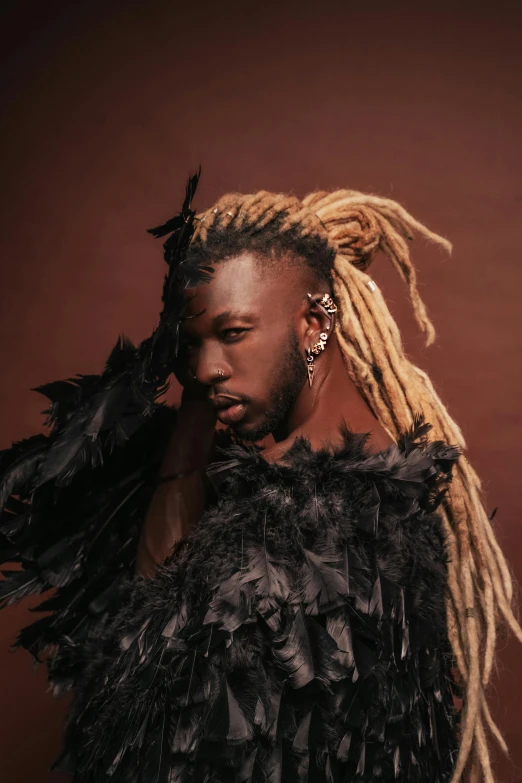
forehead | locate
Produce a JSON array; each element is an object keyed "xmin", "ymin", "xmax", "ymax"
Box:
[{"xmin": 182, "ymin": 252, "xmax": 301, "ymax": 324}]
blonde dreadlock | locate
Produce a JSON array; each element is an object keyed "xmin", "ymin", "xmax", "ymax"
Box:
[{"xmin": 190, "ymin": 188, "xmax": 521, "ymax": 783}]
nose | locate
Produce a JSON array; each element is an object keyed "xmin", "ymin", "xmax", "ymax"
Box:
[{"xmin": 193, "ymin": 342, "xmax": 231, "ymax": 386}]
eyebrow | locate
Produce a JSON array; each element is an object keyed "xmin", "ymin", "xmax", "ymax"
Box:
[
  {"xmin": 212, "ymin": 310, "xmax": 259, "ymax": 327},
  {"xmin": 179, "ymin": 309, "xmax": 259, "ymax": 332}
]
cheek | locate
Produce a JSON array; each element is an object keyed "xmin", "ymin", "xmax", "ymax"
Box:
[{"xmin": 227, "ymin": 333, "xmax": 283, "ymax": 394}]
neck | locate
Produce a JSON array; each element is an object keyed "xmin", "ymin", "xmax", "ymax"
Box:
[{"xmin": 271, "ymin": 335, "xmax": 394, "ymax": 456}]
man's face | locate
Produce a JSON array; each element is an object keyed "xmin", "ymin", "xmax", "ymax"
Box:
[{"xmin": 179, "ymin": 253, "xmax": 308, "ymax": 441}]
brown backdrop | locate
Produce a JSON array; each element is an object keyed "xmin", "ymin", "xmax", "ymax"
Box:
[{"xmin": 1, "ymin": 1, "xmax": 521, "ymax": 780}]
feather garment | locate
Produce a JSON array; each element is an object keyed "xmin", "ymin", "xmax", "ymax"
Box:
[{"xmin": 1, "ymin": 393, "xmax": 462, "ymax": 781}]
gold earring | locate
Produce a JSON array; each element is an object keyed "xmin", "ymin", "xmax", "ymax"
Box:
[
  {"xmin": 306, "ymin": 347, "xmax": 315, "ymax": 387},
  {"xmin": 311, "ymin": 331, "xmax": 329, "ymax": 355},
  {"xmin": 305, "ymin": 292, "xmax": 335, "ymax": 388},
  {"xmin": 319, "ymin": 293, "xmax": 337, "ymax": 314},
  {"xmin": 306, "ymin": 331, "xmax": 329, "ymax": 387},
  {"xmin": 307, "ymin": 292, "xmax": 338, "ymax": 317}
]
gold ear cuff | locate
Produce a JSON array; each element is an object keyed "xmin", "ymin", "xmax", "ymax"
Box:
[
  {"xmin": 318, "ymin": 293, "xmax": 337, "ymax": 315},
  {"xmin": 310, "ymin": 331, "xmax": 330, "ymax": 355}
]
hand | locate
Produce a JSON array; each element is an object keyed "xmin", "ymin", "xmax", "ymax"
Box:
[{"xmin": 172, "ymin": 355, "xmax": 209, "ymax": 402}]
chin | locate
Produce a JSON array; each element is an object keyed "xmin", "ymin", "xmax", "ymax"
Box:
[
  {"xmin": 232, "ymin": 425, "xmax": 265, "ymax": 443},
  {"xmin": 232, "ymin": 417, "xmax": 273, "ymax": 443}
]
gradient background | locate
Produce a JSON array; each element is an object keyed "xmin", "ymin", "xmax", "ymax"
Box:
[{"xmin": 1, "ymin": 1, "xmax": 521, "ymax": 780}]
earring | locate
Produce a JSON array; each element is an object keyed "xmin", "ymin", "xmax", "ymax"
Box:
[
  {"xmin": 307, "ymin": 292, "xmax": 337, "ymax": 317},
  {"xmin": 306, "ymin": 330, "xmax": 329, "ymax": 387},
  {"xmin": 305, "ymin": 292, "xmax": 336, "ymax": 388},
  {"xmin": 319, "ymin": 293, "xmax": 337, "ymax": 315},
  {"xmin": 306, "ymin": 347, "xmax": 315, "ymax": 387}
]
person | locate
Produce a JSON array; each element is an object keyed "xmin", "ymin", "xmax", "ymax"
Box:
[{"xmin": 0, "ymin": 173, "xmax": 519, "ymax": 782}]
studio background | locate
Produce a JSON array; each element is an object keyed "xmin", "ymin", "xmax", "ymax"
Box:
[{"xmin": 1, "ymin": 1, "xmax": 521, "ymax": 780}]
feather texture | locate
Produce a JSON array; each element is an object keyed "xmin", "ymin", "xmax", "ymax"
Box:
[{"xmin": 15, "ymin": 414, "xmax": 463, "ymax": 781}]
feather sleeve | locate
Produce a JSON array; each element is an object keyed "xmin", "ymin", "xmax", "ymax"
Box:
[
  {"xmin": 0, "ymin": 169, "xmax": 208, "ymax": 693},
  {"xmin": 0, "ymin": 334, "xmax": 176, "ymax": 694}
]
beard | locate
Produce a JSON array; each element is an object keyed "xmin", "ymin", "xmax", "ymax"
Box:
[{"xmin": 234, "ymin": 328, "xmax": 307, "ymax": 443}]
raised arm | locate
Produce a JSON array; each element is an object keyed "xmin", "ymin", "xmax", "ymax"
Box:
[{"xmin": 135, "ymin": 391, "xmax": 216, "ymax": 578}]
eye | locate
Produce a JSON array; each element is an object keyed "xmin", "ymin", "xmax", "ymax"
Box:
[{"xmin": 221, "ymin": 328, "xmax": 249, "ymax": 343}]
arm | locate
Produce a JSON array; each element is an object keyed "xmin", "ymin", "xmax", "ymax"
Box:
[
  {"xmin": 135, "ymin": 390, "xmax": 217, "ymax": 579},
  {"xmin": 0, "ymin": 334, "xmax": 216, "ymax": 687}
]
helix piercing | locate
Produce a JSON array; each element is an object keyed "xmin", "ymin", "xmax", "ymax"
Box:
[{"xmin": 307, "ymin": 292, "xmax": 338, "ymax": 317}]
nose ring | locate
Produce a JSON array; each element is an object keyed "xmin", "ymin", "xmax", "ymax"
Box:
[{"xmin": 217, "ymin": 369, "xmax": 224, "ymax": 379}]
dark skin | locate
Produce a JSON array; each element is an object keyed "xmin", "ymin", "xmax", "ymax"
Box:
[{"xmin": 135, "ymin": 253, "xmax": 394, "ymax": 577}]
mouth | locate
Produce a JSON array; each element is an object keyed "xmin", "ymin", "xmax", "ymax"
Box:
[
  {"xmin": 215, "ymin": 402, "xmax": 247, "ymax": 425},
  {"xmin": 211, "ymin": 395, "xmax": 248, "ymax": 425}
]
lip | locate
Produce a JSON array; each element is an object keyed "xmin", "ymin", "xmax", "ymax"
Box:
[
  {"xmin": 215, "ymin": 402, "xmax": 247, "ymax": 425},
  {"xmin": 210, "ymin": 394, "xmax": 243, "ymax": 409}
]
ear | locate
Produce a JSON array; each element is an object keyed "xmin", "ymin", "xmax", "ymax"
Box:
[{"xmin": 304, "ymin": 292, "xmax": 336, "ymax": 346}]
